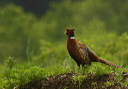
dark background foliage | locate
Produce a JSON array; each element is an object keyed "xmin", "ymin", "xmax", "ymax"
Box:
[{"xmin": 0, "ymin": 0, "xmax": 127, "ymax": 66}]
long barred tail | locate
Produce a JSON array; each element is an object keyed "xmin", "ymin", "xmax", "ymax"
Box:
[{"xmin": 98, "ymin": 58, "xmax": 123, "ymax": 68}]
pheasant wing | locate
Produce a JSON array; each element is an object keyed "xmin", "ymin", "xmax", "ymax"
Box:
[
  {"xmin": 86, "ymin": 46, "xmax": 100, "ymax": 62},
  {"xmin": 77, "ymin": 42, "xmax": 91, "ymax": 65}
]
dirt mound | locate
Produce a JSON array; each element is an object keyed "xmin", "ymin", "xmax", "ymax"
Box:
[{"xmin": 19, "ymin": 72, "xmax": 128, "ymax": 89}]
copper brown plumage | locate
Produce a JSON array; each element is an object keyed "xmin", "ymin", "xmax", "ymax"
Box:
[{"xmin": 65, "ymin": 29, "xmax": 123, "ymax": 69}]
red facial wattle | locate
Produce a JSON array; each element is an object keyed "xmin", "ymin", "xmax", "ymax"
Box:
[{"xmin": 65, "ymin": 29, "xmax": 74, "ymax": 36}]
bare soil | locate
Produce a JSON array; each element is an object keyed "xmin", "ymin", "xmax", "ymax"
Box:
[{"xmin": 19, "ymin": 72, "xmax": 128, "ymax": 89}]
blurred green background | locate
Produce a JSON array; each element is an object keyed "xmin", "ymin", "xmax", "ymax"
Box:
[{"xmin": 0, "ymin": 0, "xmax": 128, "ymax": 68}]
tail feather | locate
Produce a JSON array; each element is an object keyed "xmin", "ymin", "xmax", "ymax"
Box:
[{"xmin": 98, "ymin": 58, "xmax": 123, "ymax": 68}]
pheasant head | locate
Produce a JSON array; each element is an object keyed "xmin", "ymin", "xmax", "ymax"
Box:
[{"xmin": 65, "ymin": 29, "xmax": 75, "ymax": 39}]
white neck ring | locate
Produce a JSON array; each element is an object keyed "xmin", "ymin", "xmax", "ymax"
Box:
[{"xmin": 70, "ymin": 37, "xmax": 75, "ymax": 39}]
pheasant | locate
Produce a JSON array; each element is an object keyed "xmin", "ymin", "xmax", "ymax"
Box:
[{"xmin": 65, "ymin": 29, "xmax": 122, "ymax": 69}]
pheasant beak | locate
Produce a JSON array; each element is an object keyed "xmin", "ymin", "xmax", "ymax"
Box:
[{"xmin": 64, "ymin": 31, "xmax": 67, "ymax": 34}]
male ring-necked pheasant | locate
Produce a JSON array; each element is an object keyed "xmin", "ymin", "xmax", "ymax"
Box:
[{"xmin": 65, "ymin": 29, "xmax": 122, "ymax": 69}]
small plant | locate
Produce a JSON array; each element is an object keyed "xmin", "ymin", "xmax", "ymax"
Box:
[
  {"xmin": 116, "ymin": 70, "xmax": 128, "ymax": 87},
  {"xmin": 72, "ymin": 75, "xmax": 86, "ymax": 82},
  {"xmin": 91, "ymin": 82, "xmax": 97, "ymax": 89},
  {"xmin": 3, "ymin": 56, "xmax": 15, "ymax": 88},
  {"xmin": 120, "ymin": 82, "xmax": 128, "ymax": 87},
  {"xmin": 64, "ymin": 87, "xmax": 69, "ymax": 89},
  {"xmin": 5, "ymin": 56, "xmax": 14, "ymax": 69},
  {"xmin": 71, "ymin": 75, "xmax": 86, "ymax": 89},
  {"xmin": 104, "ymin": 81, "xmax": 114, "ymax": 87}
]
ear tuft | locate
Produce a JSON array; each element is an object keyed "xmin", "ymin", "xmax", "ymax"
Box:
[{"xmin": 72, "ymin": 29, "xmax": 75, "ymax": 31}]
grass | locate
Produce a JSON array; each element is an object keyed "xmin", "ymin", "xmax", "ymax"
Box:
[
  {"xmin": 0, "ymin": 59, "xmax": 127, "ymax": 89},
  {"xmin": 1, "ymin": 55, "xmax": 127, "ymax": 89},
  {"xmin": 0, "ymin": 57, "xmax": 71, "ymax": 89}
]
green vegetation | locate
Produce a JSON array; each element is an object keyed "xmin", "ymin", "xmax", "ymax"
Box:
[
  {"xmin": 72, "ymin": 75, "xmax": 87, "ymax": 89},
  {"xmin": 0, "ymin": 57, "xmax": 71, "ymax": 88},
  {"xmin": 0, "ymin": 0, "xmax": 128, "ymax": 88},
  {"xmin": 72, "ymin": 75, "xmax": 86, "ymax": 83}
]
